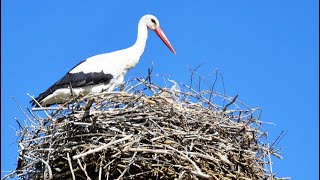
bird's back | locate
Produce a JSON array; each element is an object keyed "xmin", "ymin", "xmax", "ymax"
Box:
[{"xmin": 31, "ymin": 48, "xmax": 140, "ymax": 107}]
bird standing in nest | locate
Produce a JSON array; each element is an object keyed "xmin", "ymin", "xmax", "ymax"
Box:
[{"xmin": 31, "ymin": 14, "xmax": 176, "ymax": 107}]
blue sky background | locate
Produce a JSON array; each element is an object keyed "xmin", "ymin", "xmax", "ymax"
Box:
[{"xmin": 1, "ymin": 1, "xmax": 319, "ymax": 179}]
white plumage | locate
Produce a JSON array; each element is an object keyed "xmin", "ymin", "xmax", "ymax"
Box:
[{"xmin": 31, "ymin": 14, "xmax": 175, "ymax": 107}]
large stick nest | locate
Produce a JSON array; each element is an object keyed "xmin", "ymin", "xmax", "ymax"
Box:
[{"xmin": 5, "ymin": 70, "xmax": 285, "ymax": 180}]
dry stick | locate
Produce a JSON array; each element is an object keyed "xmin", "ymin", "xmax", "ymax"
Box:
[
  {"xmin": 98, "ymin": 159, "xmax": 103, "ymax": 180},
  {"xmin": 45, "ymin": 146, "xmax": 53, "ymax": 180},
  {"xmin": 191, "ymin": 69, "xmax": 226, "ymax": 108},
  {"xmin": 214, "ymin": 91, "xmax": 252, "ymax": 110},
  {"xmin": 77, "ymin": 159, "xmax": 92, "ymax": 180},
  {"xmin": 116, "ymin": 151, "xmax": 137, "ymax": 180},
  {"xmin": 27, "ymin": 93, "xmax": 52, "ymax": 119},
  {"xmin": 270, "ymin": 130, "xmax": 287, "ymax": 151},
  {"xmin": 123, "ymin": 93, "xmax": 144, "ymax": 109},
  {"xmin": 136, "ymin": 78, "xmax": 158, "ymax": 94},
  {"xmin": 15, "ymin": 118, "xmax": 24, "ymax": 130},
  {"xmin": 82, "ymin": 98, "xmax": 94, "ymax": 122},
  {"xmin": 163, "ymin": 144, "xmax": 212, "ymax": 179},
  {"xmin": 208, "ymin": 69, "xmax": 219, "ymax": 105},
  {"xmin": 26, "ymin": 107, "xmax": 47, "ymax": 128},
  {"xmin": 238, "ymin": 177, "xmax": 252, "ymax": 180},
  {"xmin": 11, "ymin": 96, "xmax": 34, "ymax": 124},
  {"xmin": 126, "ymin": 148, "xmax": 172, "ymax": 154},
  {"xmin": 67, "ymin": 153, "xmax": 76, "ymax": 180},
  {"xmin": 177, "ymin": 170, "xmax": 187, "ymax": 180},
  {"xmin": 84, "ymin": 91, "xmax": 128, "ymax": 99},
  {"xmin": 223, "ymin": 94, "xmax": 239, "ymax": 112},
  {"xmin": 1, "ymin": 171, "xmax": 17, "ymax": 180},
  {"xmin": 184, "ymin": 151, "xmax": 219, "ymax": 164},
  {"xmin": 24, "ymin": 155, "xmax": 53, "ymax": 180},
  {"xmin": 125, "ymin": 81, "xmax": 144, "ymax": 92},
  {"xmin": 188, "ymin": 63, "xmax": 205, "ymax": 88},
  {"xmin": 146, "ymin": 65, "xmax": 153, "ymax": 83},
  {"xmin": 31, "ymin": 107, "xmax": 64, "ymax": 111},
  {"xmin": 26, "ymin": 107, "xmax": 40, "ymax": 120},
  {"xmin": 182, "ymin": 84, "xmax": 218, "ymax": 110},
  {"xmin": 267, "ymin": 144, "xmax": 273, "ymax": 180},
  {"xmin": 72, "ymin": 134, "xmax": 133, "ymax": 160},
  {"xmin": 218, "ymin": 71, "xmax": 227, "ymax": 106}
]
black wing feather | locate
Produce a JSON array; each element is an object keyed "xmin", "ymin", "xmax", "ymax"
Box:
[{"xmin": 30, "ymin": 71, "xmax": 113, "ymax": 107}]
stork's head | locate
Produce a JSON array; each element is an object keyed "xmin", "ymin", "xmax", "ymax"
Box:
[
  {"xmin": 141, "ymin": 14, "xmax": 176, "ymax": 54},
  {"xmin": 142, "ymin": 14, "xmax": 160, "ymax": 30}
]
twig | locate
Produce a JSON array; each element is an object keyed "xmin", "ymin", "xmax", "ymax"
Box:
[
  {"xmin": 27, "ymin": 93, "xmax": 52, "ymax": 119},
  {"xmin": 116, "ymin": 152, "xmax": 137, "ymax": 180},
  {"xmin": 163, "ymin": 144, "xmax": 212, "ymax": 179},
  {"xmin": 267, "ymin": 144, "xmax": 274, "ymax": 180},
  {"xmin": 67, "ymin": 153, "xmax": 76, "ymax": 180},
  {"xmin": 77, "ymin": 158, "xmax": 92, "ymax": 180},
  {"xmin": 72, "ymin": 134, "xmax": 133, "ymax": 160},
  {"xmin": 82, "ymin": 98, "xmax": 94, "ymax": 121},
  {"xmin": 11, "ymin": 96, "xmax": 34, "ymax": 124},
  {"xmin": 223, "ymin": 94, "xmax": 238, "ymax": 112},
  {"xmin": 24, "ymin": 155, "xmax": 53, "ymax": 180}
]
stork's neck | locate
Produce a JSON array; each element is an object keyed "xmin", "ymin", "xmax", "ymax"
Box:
[
  {"xmin": 131, "ymin": 20, "xmax": 148, "ymax": 58},
  {"xmin": 118, "ymin": 20, "xmax": 148, "ymax": 72}
]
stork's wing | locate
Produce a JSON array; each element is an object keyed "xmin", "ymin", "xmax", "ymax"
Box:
[{"xmin": 30, "ymin": 61, "xmax": 113, "ymax": 107}]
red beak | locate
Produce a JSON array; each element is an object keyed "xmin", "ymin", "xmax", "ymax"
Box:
[{"xmin": 154, "ymin": 27, "xmax": 176, "ymax": 54}]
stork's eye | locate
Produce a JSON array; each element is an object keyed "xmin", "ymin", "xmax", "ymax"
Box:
[{"xmin": 151, "ymin": 19, "xmax": 156, "ymax": 25}]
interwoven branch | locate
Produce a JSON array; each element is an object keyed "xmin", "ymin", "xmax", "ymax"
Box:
[{"xmin": 3, "ymin": 72, "xmax": 286, "ymax": 180}]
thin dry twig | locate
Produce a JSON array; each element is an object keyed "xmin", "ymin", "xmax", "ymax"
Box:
[
  {"xmin": 72, "ymin": 134, "xmax": 133, "ymax": 160},
  {"xmin": 67, "ymin": 153, "xmax": 76, "ymax": 180}
]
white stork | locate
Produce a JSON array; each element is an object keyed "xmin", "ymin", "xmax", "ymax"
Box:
[{"xmin": 31, "ymin": 14, "xmax": 176, "ymax": 107}]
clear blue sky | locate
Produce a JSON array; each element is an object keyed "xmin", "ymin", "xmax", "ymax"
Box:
[{"xmin": 1, "ymin": 1, "xmax": 319, "ymax": 179}]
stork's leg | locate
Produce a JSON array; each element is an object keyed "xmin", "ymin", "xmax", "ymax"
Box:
[
  {"xmin": 120, "ymin": 83, "xmax": 125, "ymax": 92},
  {"xmin": 65, "ymin": 85, "xmax": 86, "ymax": 110},
  {"xmin": 69, "ymin": 85, "xmax": 79, "ymax": 103}
]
